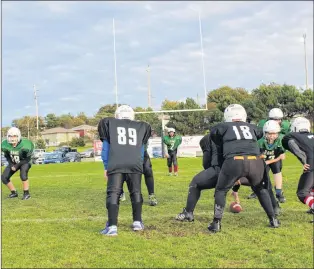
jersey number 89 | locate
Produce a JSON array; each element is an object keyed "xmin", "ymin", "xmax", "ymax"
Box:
[
  {"xmin": 233, "ymin": 126, "xmax": 253, "ymax": 140},
  {"xmin": 117, "ymin": 127, "xmax": 137, "ymax": 146}
]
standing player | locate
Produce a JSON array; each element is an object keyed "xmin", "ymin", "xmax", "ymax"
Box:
[
  {"xmin": 1, "ymin": 127, "xmax": 34, "ymax": 200},
  {"xmin": 175, "ymin": 133, "xmax": 223, "ymax": 221},
  {"xmin": 208, "ymin": 104, "xmax": 280, "ymax": 233},
  {"xmin": 163, "ymin": 128, "xmax": 182, "ymax": 176},
  {"xmin": 252, "ymin": 108, "xmax": 290, "ymax": 201},
  {"xmin": 98, "ymin": 105, "xmax": 152, "ymax": 236},
  {"xmin": 282, "ymin": 117, "xmax": 314, "ymax": 218}
]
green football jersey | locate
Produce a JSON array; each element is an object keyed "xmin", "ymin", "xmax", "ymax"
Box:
[
  {"xmin": 258, "ymin": 134, "xmax": 285, "ymax": 160},
  {"xmin": 257, "ymin": 119, "xmax": 291, "ymax": 135},
  {"xmin": 162, "ymin": 135, "xmax": 182, "ymax": 151},
  {"xmin": 1, "ymin": 139, "xmax": 34, "ymax": 164}
]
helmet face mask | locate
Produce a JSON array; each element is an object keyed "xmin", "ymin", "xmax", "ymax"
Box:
[
  {"xmin": 224, "ymin": 104, "xmax": 247, "ymax": 122},
  {"xmin": 7, "ymin": 127, "xmax": 21, "ymax": 146},
  {"xmin": 265, "ymin": 132, "xmax": 279, "ymax": 144},
  {"xmin": 263, "ymin": 120, "xmax": 280, "ymax": 143},
  {"xmin": 167, "ymin": 128, "xmax": 175, "ymax": 136},
  {"xmin": 115, "ymin": 105, "xmax": 135, "ymax": 121}
]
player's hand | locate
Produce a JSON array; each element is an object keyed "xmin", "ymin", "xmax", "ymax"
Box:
[
  {"xmin": 303, "ymin": 164, "xmax": 310, "ymax": 171},
  {"xmin": 104, "ymin": 170, "xmax": 108, "ymax": 179},
  {"xmin": 265, "ymin": 160, "xmax": 271, "ymax": 165},
  {"xmin": 165, "ymin": 154, "xmax": 169, "ymax": 158},
  {"xmin": 279, "ymin": 154, "xmax": 285, "ymax": 160},
  {"xmin": 11, "ymin": 166, "xmax": 16, "ymax": 171}
]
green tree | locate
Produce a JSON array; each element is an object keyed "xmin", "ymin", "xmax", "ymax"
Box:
[
  {"xmin": 45, "ymin": 113, "xmax": 60, "ymax": 128},
  {"xmin": 35, "ymin": 139, "xmax": 46, "ymax": 149},
  {"xmin": 59, "ymin": 114, "xmax": 74, "ymax": 129},
  {"xmin": 70, "ymin": 137, "xmax": 85, "ymax": 147},
  {"xmin": 134, "ymin": 107, "xmax": 162, "ymax": 136}
]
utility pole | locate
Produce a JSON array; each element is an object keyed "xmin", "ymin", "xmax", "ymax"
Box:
[
  {"xmin": 33, "ymin": 84, "xmax": 39, "ymax": 140},
  {"xmin": 303, "ymin": 33, "xmax": 309, "ymax": 90},
  {"xmin": 147, "ymin": 65, "xmax": 151, "ymax": 108}
]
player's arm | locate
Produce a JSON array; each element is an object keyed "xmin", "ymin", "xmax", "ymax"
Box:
[
  {"xmin": 101, "ymin": 139, "xmax": 110, "ymax": 178},
  {"xmin": 177, "ymin": 135, "xmax": 182, "ymax": 146},
  {"xmin": 210, "ymin": 124, "xmax": 223, "ymax": 146},
  {"xmin": 3, "ymin": 150, "xmax": 13, "ymax": 166},
  {"xmin": 98, "ymin": 118, "xmax": 110, "ymax": 142},
  {"xmin": 255, "ymin": 126, "xmax": 264, "ymax": 140},
  {"xmin": 282, "ymin": 135, "xmax": 307, "ymax": 165}
]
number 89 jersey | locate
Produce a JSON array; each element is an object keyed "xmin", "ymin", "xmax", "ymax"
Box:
[
  {"xmin": 210, "ymin": 122, "xmax": 263, "ymax": 160},
  {"xmin": 98, "ymin": 117, "xmax": 152, "ymax": 174}
]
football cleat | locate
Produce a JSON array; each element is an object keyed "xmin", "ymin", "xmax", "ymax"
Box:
[
  {"xmin": 208, "ymin": 220, "xmax": 221, "ymax": 233},
  {"xmin": 276, "ymin": 192, "xmax": 286, "ymax": 203},
  {"xmin": 22, "ymin": 193, "xmax": 31, "ymax": 200},
  {"xmin": 148, "ymin": 194, "xmax": 158, "ymax": 206},
  {"xmin": 100, "ymin": 222, "xmax": 118, "ymax": 236},
  {"xmin": 306, "ymin": 208, "xmax": 314, "ymax": 214},
  {"xmin": 247, "ymin": 192, "xmax": 257, "ymax": 199},
  {"xmin": 168, "ymin": 173, "xmax": 173, "ymax": 176},
  {"xmin": 132, "ymin": 221, "xmax": 144, "ymax": 231},
  {"xmin": 8, "ymin": 192, "xmax": 18, "ymax": 198},
  {"xmin": 269, "ymin": 217, "xmax": 280, "ymax": 228},
  {"xmin": 119, "ymin": 192, "xmax": 126, "ymax": 202},
  {"xmin": 174, "ymin": 172, "xmax": 178, "ymax": 176},
  {"xmin": 274, "ymin": 201, "xmax": 281, "ymax": 216},
  {"xmin": 175, "ymin": 208, "xmax": 194, "ymax": 222}
]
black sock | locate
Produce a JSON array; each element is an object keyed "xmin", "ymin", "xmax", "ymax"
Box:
[
  {"xmin": 11, "ymin": 190, "xmax": 17, "ymax": 194},
  {"xmin": 24, "ymin": 190, "xmax": 29, "ymax": 195},
  {"xmin": 185, "ymin": 185, "xmax": 201, "ymax": 212},
  {"xmin": 232, "ymin": 184, "xmax": 240, "ymax": 192}
]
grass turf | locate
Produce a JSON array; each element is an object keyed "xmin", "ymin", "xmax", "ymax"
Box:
[{"xmin": 1, "ymin": 154, "xmax": 313, "ymax": 268}]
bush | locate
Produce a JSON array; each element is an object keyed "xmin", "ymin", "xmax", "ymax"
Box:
[
  {"xmin": 70, "ymin": 137, "xmax": 85, "ymax": 147},
  {"xmin": 36, "ymin": 139, "xmax": 46, "ymax": 149}
]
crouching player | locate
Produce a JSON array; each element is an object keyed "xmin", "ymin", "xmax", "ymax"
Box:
[
  {"xmin": 175, "ymin": 133, "xmax": 222, "ymax": 221},
  {"xmin": 282, "ymin": 117, "xmax": 314, "ymax": 220},
  {"xmin": 1, "ymin": 127, "xmax": 34, "ymax": 200}
]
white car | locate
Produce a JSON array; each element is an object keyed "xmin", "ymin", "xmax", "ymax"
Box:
[{"xmin": 33, "ymin": 149, "xmax": 46, "ymax": 164}]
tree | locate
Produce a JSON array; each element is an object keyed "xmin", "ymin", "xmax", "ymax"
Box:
[
  {"xmin": 134, "ymin": 107, "xmax": 162, "ymax": 135},
  {"xmin": 45, "ymin": 113, "xmax": 60, "ymax": 129},
  {"xmin": 70, "ymin": 137, "xmax": 85, "ymax": 147},
  {"xmin": 12, "ymin": 116, "xmax": 45, "ymax": 138},
  {"xmin": 299, "ymin": 89, "xmax": 314, "ymax": 117},
  {"xmin": 35, "ymin": 139, "xmax": 46, "ymax": 149},
  {"xmin": 77, "ymin": 112, "xmax": 88, "ymax": 124},
  {"xmin": 59, "ymin": 114, "xmax": 74, "ymax": 129}
]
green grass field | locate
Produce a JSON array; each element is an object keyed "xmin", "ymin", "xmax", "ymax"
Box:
[{"xmin": 1, "ymin": 154, "xmax": 313, "ymax": 268}]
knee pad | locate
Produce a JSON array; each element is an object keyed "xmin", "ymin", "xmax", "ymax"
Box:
[
  {"xmin": 296, "ymin": 190, "xmax": 307, "ymax": 204},
  {"xmin": 20, "ymin": 176, "xmax": 28, "ymax": 182},
  {"xmin": 106, "ymin": 192, "xmax": 120, "ymax": 208},
  {"xmin": 1, "ymin": 175, "xmax": 10, "ymax": 185},
  {"xmin": 130, "ymin": 192, "xmax": 143, "ymax": 204}
]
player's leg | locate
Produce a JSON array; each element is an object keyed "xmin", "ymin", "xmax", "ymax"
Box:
[
  {"xmin": 101, "ymin": 173, "xmax": 124, "ymax": 236},
  {"xmin": 173, "ymin": 151, "xmax": 178, "ymax": 176},
  {"xmin": 119, "ymin": 182, "xmax": 126, "ymax": 202},
  {"xmin": 247, "ymin": 159, "xmax": 279, "ymax": 228},
  {"xmin": 167, "ymin": 153, "xmax": 173, "ymax": 176},
  {"xmin": 20, "ymin": 163, "xmax": 32, "ymax": 200},
  {"xmin": 126, "ymin": 173, "xmax": 144, "ymax": 231},
  {"xmin": 296, "ymin": 170, "xmax": 314, "ymax": 214},
  {"xmin": 263, "ymin": 167, "xmax": 281, "ymax": 216},
  {"xmin": 270, "ymin": 161, "xmax": 286, "ymax": 203},
  {"xmin": 176, "ymin": 167, "xmax": 219, "ymax": 221},
  {"xmin": 208, "ymin": 159, "xmax": 243, "ymax": 233},
  {"xmin": 1, "ymin": 165, "xmax": 18, "ymax": 198},
  {"xmin": 143, "ymin": 152, "xmax": 157, "ymax": 206}
]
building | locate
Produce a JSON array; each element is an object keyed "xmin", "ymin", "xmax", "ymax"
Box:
[
  {"xmin": 71, "ymin": 125, "xmax": 97, "ymax": 139},
  {"xmin": 41, "ymin": 127, "xmax": 80, "ymax": 146}
]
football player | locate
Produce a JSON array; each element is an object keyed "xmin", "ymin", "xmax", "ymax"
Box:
[
  {"xmin": 208, "ymin": 104, "xmax": 280, "ymax": 233},
  {"xmin": 175, "ymin": 133, "xmax": 223, "ymax": 221},
  {"xmin": 98, "ymin": 105, "xmax": 152, "ymax": 236},
  {"xmin": 232, "ymin": 120, "xmax": 284, "ymax": 213},
  {"xmin": 1, "ymin": 127, "xmax": 34, "ymax": 200},
  {"xmin": 251, "ymin": 108, "xmax": 290, "ymax": 201},
  {"xmin": 163, "ymin": 128, "xmax": 182, "ymax": 176},
  {"xmin": 282, "ymin": 117, "xmax": 314, "ymax": 219}
]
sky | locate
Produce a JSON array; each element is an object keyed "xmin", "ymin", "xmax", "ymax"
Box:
[{"xmin": 2, "ymin": 1, "xmax": 313, "ymax": 126}]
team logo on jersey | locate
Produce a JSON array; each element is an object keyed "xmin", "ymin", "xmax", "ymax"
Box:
[
  {"xmin": 308, "ymin": 135, "xmax": 314, "ymax": 139},
  {"xmin": 10, "ymin": 150, "xmax": 19, "ymax": 155}
]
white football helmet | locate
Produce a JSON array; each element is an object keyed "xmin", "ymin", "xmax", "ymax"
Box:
[
  {"xmin": 7, "ymin": 127, "xmax": 21, "ymax": 144},
  {"xmin": 269, "ymin": 108, "xmax": 283, "ymax": 120},
  {"xmin": 290, "ymin": 117, "xmax": 311, "ymax": 132},
  {"xmin": 224, "ymin": 104, "xmax": 247, "ymax": 122},
  {"xmin": 263, "ymin": 120, "xmax": 281, "ymax": 134},
  {"xmin": 115, "ymin": 105, "xmax": 135, "ymax": 121},
  {"xmin": 167, "ymin": 128, "xmax": 175, "ymax": 133}
]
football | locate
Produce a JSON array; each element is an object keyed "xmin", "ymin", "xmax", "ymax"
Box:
[{"xmin": 229, "ymin": 201, "xmax": 243, "ymax": 213}]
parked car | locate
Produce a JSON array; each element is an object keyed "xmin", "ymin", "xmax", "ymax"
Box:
[
  {"xmin": 1, "ymin": 155, "xmax": 8, "ymax": 166},
  {"xmin": 32, "ymin": 149, "xmax": 46, "ymax": 164},
  {"xmin": 80, "ymin": 148, "xmax": 94, "ymax": 158},
  {"xmin": 65, "ymin": 152, "xmax": 81, "ymax": 162},
  {"xmin": 43, "ymin": 152, "xmax": 68, "ymax": 164},
  {"xmin": 54, "ymin": 146, "xmax": 77, "ymax": 156}
]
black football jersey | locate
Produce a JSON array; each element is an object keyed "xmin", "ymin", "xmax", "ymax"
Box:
[
  {"xmin": 199, "ymin": 134, "xmax": 223, "ymax": 167},
  {"xmin": 98, "ymin": 117, "xmax": 152, "ymax": 174},
  {"xmin": 282, "ymin": 132, "xmax": 314, "ymax": 167},
  {"xmin": 210, "ymin": 121, "xmax": 263, "ymax": 159}
]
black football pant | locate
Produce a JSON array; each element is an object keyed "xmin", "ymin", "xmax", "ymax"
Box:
[
  {"xmin": 185, "ymin": 166, "xmax": 220, "ymax": 212},
  {"xmin": 232, "ymin": 166, "xmax": 279, "ymax": 210},
  {"xmin": 143, "ymin": 151, "xmax": 154, "ymax": 195},
  {"xmin": 1, "ymin": 163, "xmax": 31, "ymax": 184},
  {"xmin": 106, "ymin": 173, "xmax": 143, "ymax": 226},
  {"xmin": 269, "ymin": 160, "xmax": 282, "ymax": 174},
  {"xmin": 167, "ymin": 150, "xmax": 178, "ymax": 168},
  {"xmin": 296, "ymin": 169, "xmax": 314, "ymax": 204},
  {"xmin": 214, "ymin": 158, "xmax": 275, "ymax": 220}
]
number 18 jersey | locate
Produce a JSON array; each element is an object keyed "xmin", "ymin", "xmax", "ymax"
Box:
[
  {"xmin": 98, "ymin": 117, "xmax": 152, "ymax": 174},
  {"xmin": 210, "ymin": 121, "xmax": 263, "ymax": 160}
]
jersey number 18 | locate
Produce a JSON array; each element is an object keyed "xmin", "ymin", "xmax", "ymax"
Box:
[
  {"xmin": 232, "ymin": 126, "xmax": 253, "ymax": 140},
  {"xmin": 117, "ymin": 127, "xmax": 137, "ymax": 146}
]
